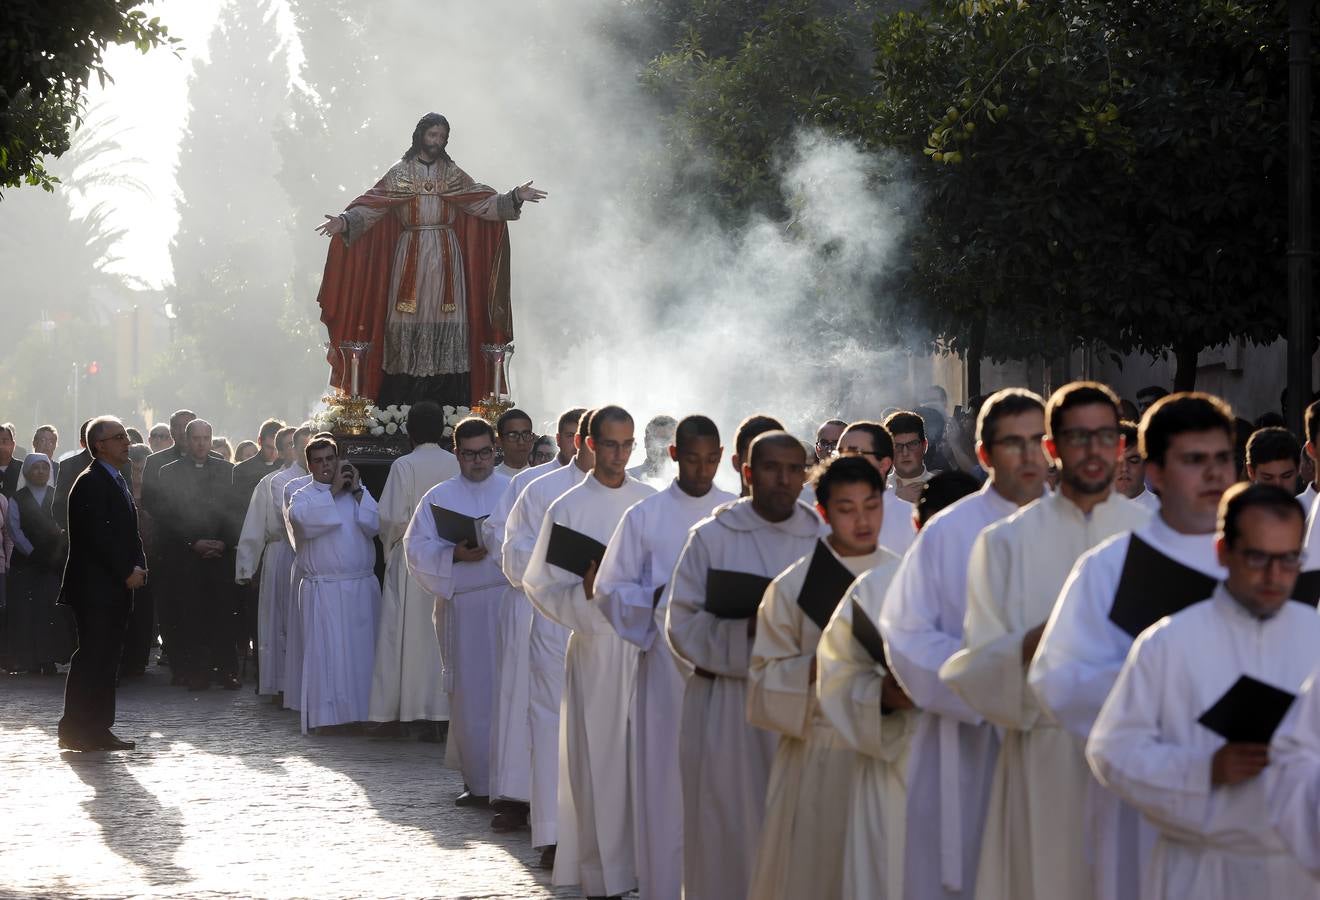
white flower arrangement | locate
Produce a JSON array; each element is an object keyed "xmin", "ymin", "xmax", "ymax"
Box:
[
  {"xmin": 368, "ymin": 403, "xmax": 412, "ymax": 437},
  {"xmin": 441, "ymin": 404, "xmax": 471, "ymax": 438}
]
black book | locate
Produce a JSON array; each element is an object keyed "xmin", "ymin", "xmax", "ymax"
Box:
[
  {"xmin": 545, "ymin": 523, "xmax": 606, "ymax": 578},
  {"xmin": 705, "ymin": 568, "xmax": 773, "ymax": 619},
  {"xmin": 1293, "ymin": 570, "xmax": 1320, "ymax": 608},
  {"xmin": 430, "ymin": 505, "xmax": 487, "ymax": 549},
  {"xmin": 849, "ymin": 598, "xmax": 889, "ymax": 667},
  {"xmin": 1108, "ymin": 535, "xmax": 1217, "ymax": 638},
  {"xmin": 1197, "ymin": 674, "xmax": 1296, "ymax": 744},
  {"xmin": 797, "ymin": 540, "xmax": 857, "ymax": 631}
]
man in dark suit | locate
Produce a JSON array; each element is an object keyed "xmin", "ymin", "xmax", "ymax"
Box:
[
  {"xmin": 0, "ymin": 423, "xmax": 19, "ymax": 499},
  {"xmin": 156, "ymin": 419, "xmax": 240, "ymax": 690},
  {"xmin": 138, "ymin": 409, "xmax": 197, "ymax": 679},
  {"xmin": 54, "ymin": 420, "xmax": 96, "ymax": 527},
  {"xmin": 57, "ymin": 415, "xmax": 147, "ymax": 752}
]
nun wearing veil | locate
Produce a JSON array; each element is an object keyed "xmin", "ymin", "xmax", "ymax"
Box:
[{"xmin": 5, "ymin": 453, "xmax": 73, "ymax": 675}]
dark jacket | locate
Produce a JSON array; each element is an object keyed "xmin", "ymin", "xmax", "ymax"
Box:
[
  {"xmin": 155, "ymin": 456, "xmax": 239, "ymax": 551},
  {"xmin": 54, "ymin": 449, "xmax": 130, "ymax": 528},
  {"xmin": 0, "ymin": 458, "xmax": 19, "ymax": 499},
  {"xmin": 58, "ymin": 461, "xmax": 146, "ymax": 606}
]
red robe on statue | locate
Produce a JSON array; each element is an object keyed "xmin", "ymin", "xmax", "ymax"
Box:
[{"xmin": 316, "ymin": 176, "xmax": 513, "ymax": 403}]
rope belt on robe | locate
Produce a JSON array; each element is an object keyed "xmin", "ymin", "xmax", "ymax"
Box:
[{"xmin": 303, "ymin": 570, "xmax": 376, "ymax": 585}]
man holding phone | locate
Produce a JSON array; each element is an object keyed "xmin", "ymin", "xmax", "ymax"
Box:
[{"xmin": 287, "ymin": 437, "xmax": 381, "ymax": 734}]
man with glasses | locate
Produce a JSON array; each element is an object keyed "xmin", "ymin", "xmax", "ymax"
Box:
[
  {"xmin": 369, "ymin": 401, "xmax": 459, "ymax": 728},
  {"xmin": 481, "ymin": 407, "xmax": 586, "ymax": 836},
  {"xmin": 880, "ymin": 387, "xmax": 1047, "ymax": 900},
  {"xmin": 57, "ymin": 416, "xmax": 147, "ymax": 751},
  {"xmin": 812, "ymin": 418, "xmax": 847, "ymax": 465},
  {"xmin": 884, "ymin": 410, "xmax": 938, "ymax": 503},
  {"xmin": 940, "ymin": 381, "xmax": 1150, "ymax": 900},
  {"xmin": 1115, "ymin": 419, "xmax": 1161, "ymax": 513},
  {"xmin": 495, "ymin": 408, "xmax": 536, "ymax": 477},
  {"xmin": 405, "ymin": 417, "xmax": 511, "ymax": 803},
  {"xmin": 629, "ymin": 414, "xmax": 679, "ymax": 483},
  {"xmin": 1030, "ymin": 393, "xmax": 1235, "ymax": 900},
  {"xmin": 1089, "ymin": 483, "xmax": 1319, "ymax": 899},
  {"xmin": 500, "ymin": 410, "xmax": 596, "ymax": 868},
  {"xmin": 523, "ymin": 406, "xmax": 655, "ymax": 897},
  {"xmin": 835, "ymin": 420, "xmax": 916, "ymax": 555}
]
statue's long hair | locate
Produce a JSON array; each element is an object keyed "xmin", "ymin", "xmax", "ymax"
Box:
[{"xmin": 403, "ymin": 113, "xmax": 452, "ymax": 162}]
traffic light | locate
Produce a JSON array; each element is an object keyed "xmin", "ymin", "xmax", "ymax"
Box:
[{"xmin": 85, "ymin": 361, "xmax": 100, "ymax": 376}]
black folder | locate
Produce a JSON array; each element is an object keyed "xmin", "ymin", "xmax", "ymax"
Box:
[
  {"xmin": 1294, "ymin": 570, "xmax": 1320, "ymax": 608},
  {"xmin": 1107, "ymin": 535, "xmax": 1217, "ymax": 638},
  {"xmin": 797, "ymin": 540, "xmax": 856, "ymax": 631},
  {"xmin": 705, "ymin": 568, "xmax": 773, "ymax": 619},
  {"xmin": 430, "ymin": 505, "xmax": 487, "ymax": 549},
  {"xmin": 849, "ymin": 598, "xmax": 889, "ymax": 667},
  {"xmin": 545, "ymin": 523, "xmax": 606, "ymax": 578},
  {"xmin": 1197, "ymin": 674, "xmax": 1297, "ymax": 744},
  {"xmin": 652, "ymin": 584, "xmax": 666, "ymax": 609}
]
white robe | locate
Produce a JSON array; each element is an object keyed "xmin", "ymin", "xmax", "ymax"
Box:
[
  {"xmin": 496, "ymin": 461, "xmax": 527, "ymax": 479},
  {"xmin": 1269, "ymin": 663, "xmax": 1320, "ymax": 878},
  {"xmin": 748, "ymin": 542, "xmax": 893, "ymax": 900},
  {"xmin": 665, "ymin": 497, "xmax": 821, "ymax": 900},
  {"xmin": 482, "ymin": 458, "xmax": 561, "ymax": 803},
  {"xmin": 501, "ymin": 460, "xmax": 589, "ymax": 846},
  {"xmin": 287, "ymin": 480, "xmax": 381, "ymax": 733},
  {"xmin": 1298, "ymin": 482, "xmax": 1318, "ymax": 523},
  {"xmin": 594, "ymin": 479, "xmax": 736, "ymax": 900},
  {"xmin": 1133, "ymin": 488, "xmax": 1161, "ymax": 514},
  {"xmin": 879, "ymin": 484, "xmax": 1017, "ymax": 900},
  {"xmin": 368, "ymin": 444, "xmax": 458, "ymax": 723},
  {"xmin": 881, "ymin": 490, "xmax": 916, "ymax": 556},
  {"xmin": 819, "ymin": 556, "xmax": 917, "ymax": 900},
  {"xmin": 277, "ymin": 470, "xmax": 313, "ymax": 711},
  {"xmin": 1030, "ymin": 517, "xmax": 1224, "ymax": 900},
  {"xmin": 939, "ymin": 490, "xmax": 1151, "ymax": 900},
  {"xmin": 235, "ymin": 466, "xmax": 287, "ymax": 696},
  {"xmin": 523, "ymin": 473, "xmax": 656, "ymax": 896},
  {"xmin": 1087, "ymin": 587, "xmax": 1320, "ymax": 899},
  {"xmin": 404, "ymin": 471, "xmax": 509, "ymax": 795}
]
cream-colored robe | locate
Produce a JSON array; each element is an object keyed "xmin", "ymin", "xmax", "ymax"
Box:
[
  {"xmin": 1088, "ymin": 588, "xmax": 1320, "ymax": 899},
  {"xmin": 939, "ymin": 490, "xmax": 1150, "ymax": 900},
  {"xmin": 819, "ymin": 555, "xmax": 917, "ymax": 900},
  {"xmin": 523, "ymin": 473, "xmax": 656, "ymax": 897},
  {"xmin": 235, "ymin": 466, "xmax": 287, "ymax": 696},
  {"xmin": 665, "ymin": 497, "xmax": 821, "ymax": 900},
  {"xmin": 1269, "ymin": 663, "xmax": 1320, "ymax": 879},
  {"xmin": 368, "ymin": 444, "xmax": 458, "ymax": 723},
  {"xmin": 276, "ymin": 469, "xmax": 312, "ymax": 711},
  {"xmin": 748, "ymin": 541, "xmax": 896, "ymax": 900}
]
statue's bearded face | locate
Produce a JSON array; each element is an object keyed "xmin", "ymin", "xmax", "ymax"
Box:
[{"xmin": 419, "ymin": 124, "xmax": 449, "ymax": 160}]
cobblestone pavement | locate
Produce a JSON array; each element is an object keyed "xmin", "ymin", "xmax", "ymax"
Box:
[{"xmin": 0, "ymin": 665, "xmax": 578, "ymax": 899}]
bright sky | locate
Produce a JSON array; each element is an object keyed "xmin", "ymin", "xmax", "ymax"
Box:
[{"xmin": 76, "ymin": 0, "xmax": 297, "ymax": 289}]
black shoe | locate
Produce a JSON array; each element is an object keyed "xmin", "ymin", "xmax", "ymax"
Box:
[
  {"xmin": 537, "ymin": 844, "xmax": 557, "ymax": 870},
  {"xmin": 490, "ymin": 810, "xmax": 529, "ymax": 833},
  {"xmin": 454, "ymin": 789, "xmax": 489, "ymax": 808},
  {"xmin": 101, "ymin": 732, "xmax": 136, "ymax": 750},
  {"xmin": 58, "ymin": 733, "xmax": 94, "ymax": 751}
]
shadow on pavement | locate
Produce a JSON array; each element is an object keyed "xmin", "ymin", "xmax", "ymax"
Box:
[{"xmin": 62, "ymin": 751, "xmax": 192, "ymax": 886}]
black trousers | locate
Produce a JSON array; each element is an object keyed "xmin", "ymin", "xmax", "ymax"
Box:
[
  {"xmin": 175, "ymin": 555, "xmax": 237, "ymax": 682},
  {"xmin": 59, "ymin": 593, "xmax": 132, "ymax": 739},
  {"xmin": 120, "ymin": 581, "xmax": 155, "ymax": 671}
]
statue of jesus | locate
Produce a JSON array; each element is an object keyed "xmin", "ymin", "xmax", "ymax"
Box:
[{"xmin": 315, "ymin": 113, "xmax": 547, "ymax": 407}]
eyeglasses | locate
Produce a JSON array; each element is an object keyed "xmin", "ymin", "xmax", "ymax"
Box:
[
  {"xmin": 501, "ymin": 429, "xmax": 534, "ymax": 443},
  {"xmin": 1235, "ymin": 548, "xmax": 1303, "ymax": 572},
  {"xmin": 893, "ymin": 438, "xmax": 925, "ymax": 455},
  {"xmin": 1055, "ymin": 427, "xmax": 1120, "ymax": 449},
  {"xmin": 458, "ymin": 447, "xmax": 496, "ymax": 462},
  {"xmin": 98, "ymin": 432, "xmax": 130, "ymax": 445},
  {"xmin": 988, "ymin": 435, "xmax": 1045, "ymax": 457},
  {"xmin": 815, "ymin": 439, "xmax": 838, "ymax": 454}
]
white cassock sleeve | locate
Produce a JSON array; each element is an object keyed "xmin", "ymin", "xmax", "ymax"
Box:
[
  {"xmin": 354, "ymin": 490, "xmax": 380, "ymax": 540},
  {"xmin": 880, "ymin": 538, "xmax": 983, "ymax": 724},
  {"xmin": 481, "ymin": 479, "xmax": 518, "ymax": 570},
  {"xmin": 522, "ymin": 506, "xmax": 596, "ymax": 633},
  {"xmin": 747, "ymin": 570, "xmax": 813, "ymax": 739},
  {"xmin": 404, "ymin": 494, "xmax": 458, "ymax": 600},
  {"xmin": 1029, "ymin": 552, "xmax": 1123, "ymax": 740},
  {"xmin": 666, "ymin": 529, "xmax": 754, "ymax": 677},
  {"xmin": 940, "ymin": 530, "xmax": 1035, "ymax": 729},
  {"xmin": 377, "ymin": 459, "xmax": 413, "ymax": 554},
  {"xmin": 288, "ymin": 487, "xmax": 343, "ymax": 543},
  {"xmin": 1085, "ymin": 626, "xmax": 1216, "ymax": 838},
  {"xmin": 818, "ymin": 593, "xmax": 909, "ymax": 762},
  {"xmin": 594, "ymin": 508, "xmax": 660, "ymax": 651},
  {"xmin": 501, "ymin": 491, "xmax": 539, "ymax": 590},
  {"xmin": 1269, "ymin": 668, "xmax": 1320, "ymax": 877},
  {"xmin": 234, "ymin": 480, "xmax": 272, "ymax": 583}
]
